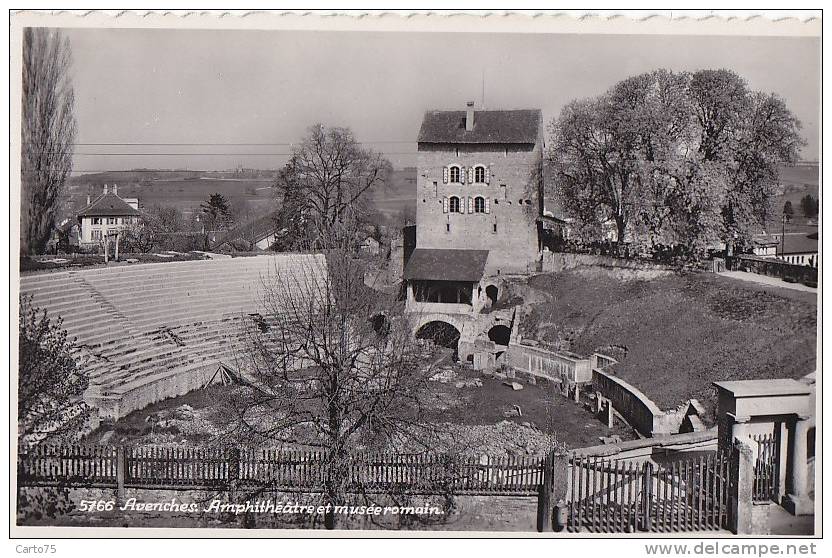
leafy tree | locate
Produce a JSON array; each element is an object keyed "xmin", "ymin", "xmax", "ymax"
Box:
[
  {"xmin": 800, "ymin": 194, "xmax": 819, "ymax": 219},
  {"xmin": 689, "ymin": 70, "xmax": 804, "ymax": 244},
  {"xmin": 21, "ymin": 28, "xmax": 77, "ymax": 255},
  {"xmin": 549, "ymin": 68, "xmax": 805, "ymax": 259},
  {"xmin": 549, "ymin": 70, "xmax": 693, "ymax": 246},
  {"xmin": 18, "ymin": 294, "xmax": 89, "ymax": 446},
  {"xmin": 783, "ymin": 200, "xmax": 794, "ymax": 222},
  {"xmin": 274, "ymin": 124, "xmax": 392, "ymax": 249}
]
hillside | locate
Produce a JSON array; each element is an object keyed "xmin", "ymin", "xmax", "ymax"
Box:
[{"xmin": 515, "ymin": 267, "xmax": 817, "ymax": 413}]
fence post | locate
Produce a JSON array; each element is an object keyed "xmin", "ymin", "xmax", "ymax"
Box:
[
  {"xmin": 640, "ymin": 461, "xmax": 653, "ymax": 532},
  {"xmin": 537, "ymin": 452, "xmax": 553, "ymax": 532},
  {"xmin": 729, "ymin": 438, "xmax": 755, "ymax": 534},
  {"xmin": 228, "ymin": 447, "xmax": 241, "ymax": 501},
  {"xmin": 115, "ymin": 446, "xmax": 126, "ymax": 504}
]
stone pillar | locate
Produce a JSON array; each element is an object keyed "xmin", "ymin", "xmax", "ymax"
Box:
[
  {"xmin": 729, "ymin": 437, "xmax": 755, "ymax": 535},
  {"xmin": 730, "ymin": 414, "xmax": 752, "ymax": 441},
  {"xmin": 784, "ymin": 415, "xmax": 813, "ymax": 515},
  {"xmin": 777, "ymin": 420, "xmax": 789, "ymax": 502}
]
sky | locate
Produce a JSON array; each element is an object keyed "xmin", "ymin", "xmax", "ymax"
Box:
[{"xmin": 62, "ymin": 28, "xmax": 820, "ymax": 172}]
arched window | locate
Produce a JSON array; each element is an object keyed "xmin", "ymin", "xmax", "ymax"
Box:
[
  {"xmin": 449, "ymin": 196, "xmax": 461, "ymax": 213},
  {"xmin": 474, "ymin": 165, "xmax": 486, "ymax": 183},
  {"xmin": 474, "ymin": 196, "xmax": 486, "ymax": 213},
  {"xmin": 449, "ymin": 166, "xmax": 461, "ymax": 184}
]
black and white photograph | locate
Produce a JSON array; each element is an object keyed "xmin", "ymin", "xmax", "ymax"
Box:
[{"xmin": 9, "ymin": 9, "xmax": 822, "ymax": 543}]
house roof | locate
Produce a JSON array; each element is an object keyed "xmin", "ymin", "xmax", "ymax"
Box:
[
  {"xmin": 403, "ymin": 248, "xmax": 489, "ymax": 282},
  {"xmin": 212, "ymin": 211, "xmax": 279, "ymax": 248},
  {"xmin": 77, "ymin": 192, "xmax": 141, "ymax": 217},
  {"xmin": 779, "ymin": 232, "xmax": 818, "ymax": 255},
  {"xmin": 417, "ymin": 109, "xmax": 542, "ymax": 144}
]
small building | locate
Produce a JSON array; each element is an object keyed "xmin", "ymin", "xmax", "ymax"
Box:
[
  {"xmin": 76, "ymin": 184, "xmax": 140, "ymax": 246},
  {"xmin": 358, "ymin": 235, "xmax": 380, "ymax": 256},
  {"xmin": 212, "ymin": 212, "xmax": 280, "ymax": 252},
  {"xmin": 751, "ymin": 236, "xmax": 779, "ymax": 258},
  {"xmin": 778, "ymin": 232, "xmax": 819, "ymax": 268},
  {"xmin": 404, "ymin": 248, "xmax": 490, "ymax": 314}
]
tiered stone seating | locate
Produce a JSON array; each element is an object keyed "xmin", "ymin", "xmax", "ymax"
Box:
[{"xmin": 19, "ymin": 254, "xmax": 327, "ymax": 421}]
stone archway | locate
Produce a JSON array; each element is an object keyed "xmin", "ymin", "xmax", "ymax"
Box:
[
  {"xmin": 487, "ymin": 324, "xmax": 511, "ymax": 346},
  {"xmin": 415, "ymin": 320, "xmax": 461, "ymax": 351},
  {"xmin": 485, "ymin": 284, "xmax": 499, "ymax": 306}
]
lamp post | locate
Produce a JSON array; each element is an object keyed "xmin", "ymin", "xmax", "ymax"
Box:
[{"xmin": 781, "ymin": 212, "xmax": 787, "ymax": 260}]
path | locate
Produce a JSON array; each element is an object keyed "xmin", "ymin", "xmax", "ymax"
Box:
[{"xmin": 718, "ymin": 271, "xmax": 818, "ymax": 294}]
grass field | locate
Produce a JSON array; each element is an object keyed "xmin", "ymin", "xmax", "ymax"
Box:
[{"xmin": 517, "ymin": 268, "xmax": 818, "ymax": 413}]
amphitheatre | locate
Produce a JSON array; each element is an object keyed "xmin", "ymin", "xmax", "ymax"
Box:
[
  {"xmin": 17, "ymin": 250, "xmax": 819, "ymax": 532},
  {"xmin": 19, "ymin": 251, "xmax": 817, "ymax": 442},
  {"xmin": 20, "ymin": 254, "xmax": 326, "ymax": 423}
]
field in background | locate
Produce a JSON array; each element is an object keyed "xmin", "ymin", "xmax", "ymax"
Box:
[
  {"xmin": 516, "ymin": 267, "xmax": 817, "ymax": 413},
  {"xmin": 64, "ymin": 167, "xmax": 417, "ymax": 225},
  {"xmin": 769, "ymin": 163, "xmax": 820, "ymax": 228}
]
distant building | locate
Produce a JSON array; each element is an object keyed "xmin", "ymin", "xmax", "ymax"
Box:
[
  {"xmin": 750, "ymin": 232, "xmax": 819, "ymax": 267},
  {"xmin": 77, "ymin": 184, "xmax": 140, "ymax": 246},
  {"xmin": 212, "ymin": 211, "xmax": 279, "ymax": 251},
  {"xmin": 358, "ymin": 235, "xmax": 380, "ymax": 256},
  {"xmin": 751, "ymin": 236, "xmax": 779, "ymax": 258}
]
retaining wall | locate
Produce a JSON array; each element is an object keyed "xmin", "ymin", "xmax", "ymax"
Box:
[{"xmin": 592, "ymin": 369, "xmax": 683, "ymax": 437}]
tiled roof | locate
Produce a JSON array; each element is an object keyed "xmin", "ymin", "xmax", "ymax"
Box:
[
  {"xmin": 77, "ymin": 192, "xmax": 140, "ymax": 217},
  {"xmin": 403, "ymin": 248, "xmax": 489, "ymax": 282},
  {"xmin": 779, "ymin": 232, "xmax": 818, "ymax": 255},
  {"xmin": 417, "ymin": 109, "xmax": 541, "ymax": 144},
  {"xmin": 212, "ymin": 211, "xmax": 279, "ymax": 248}
]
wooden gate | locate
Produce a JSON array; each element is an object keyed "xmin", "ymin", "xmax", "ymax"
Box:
[{"xmin": 567, "ymin": 452, "xmax": 732, "ymax": 533}]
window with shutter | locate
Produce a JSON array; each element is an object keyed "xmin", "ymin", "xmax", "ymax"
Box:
[
  {"xmin": 474, "ymin": 197, "xmax": 485, "ymax": 213},
  {"xmin": 468, "ymin": 167, "xmax": 475, "ymax": 184},
  {"xmin": 443, "ymin": 167, "xmax": 449, "ymax": 184},
  {"xmin": 468, "ymin": 197, "xmax": 474, "ymax": 214},
  {"xmin": 449, "ymin": 196, "xmax": 461, "ymax": 213},
  {"xmin": 443, "ymin": 197, "xmax": 449, "ymax": 213},
  {"xmin": 474, "ymin": 166, "xmax": 485, "ymax": 183},
  {"xmin": 450, "ymin": 166, "xmax": 460, "ymax": 184}
]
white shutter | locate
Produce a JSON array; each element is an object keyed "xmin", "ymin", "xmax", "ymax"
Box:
[
  {"xmin": 443, "ymin": 167, "xmax": 449, "ymax": 184},
  {"xmin": 485, "ymin": 198, "xmax": 491, "ymax": 214},
  {"xmin": 468, "ymin": 197, "xmax": 474, "ymax": 214},
  {"xmin": 469, "ymin": 167, "xmax": 475, "ymax": 184},
  {"xmin": 485, "ymin": 166, "xmax": 491, "ymax": 184},
  {"xmin": 443, "ymin": 197, "xmax": 449, "ymax": 213},
  {"xmin": 458, "ymin": 167, "xmax": 465, "ymax": 184}
]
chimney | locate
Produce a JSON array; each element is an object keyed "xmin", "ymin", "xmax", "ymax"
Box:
[
  {"xmin": 103, "ymin": 184, "xmax": 108, "ymax": 195},
  {"xmin": 465, "ymin": 101, "xmax": 475, "ymax": 131},
  {"xmin": 113, "ymin": 184, "xmax": 118, "ymax": 196}
]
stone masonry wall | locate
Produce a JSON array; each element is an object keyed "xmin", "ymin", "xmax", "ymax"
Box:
[{"xmin": 415, "ymin": 142, "xmax": 542, "ymax": 275}]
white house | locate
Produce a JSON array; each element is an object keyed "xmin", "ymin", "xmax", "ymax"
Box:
[{"xmin": 77, "ymin": 184, "xmax": 140, "ymax": 246}]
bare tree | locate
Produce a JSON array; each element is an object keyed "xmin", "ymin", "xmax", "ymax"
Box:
[
  {"xmin": 274, "ymin": 124, "xmax": 392, "ymax": 250},
  {"xmin": 219, "ymin": 246, "xmax": 441, "ymax": 529},
  {"xmin": 21, "ymin": 28, "xmax": 77, "ymax": 255}
]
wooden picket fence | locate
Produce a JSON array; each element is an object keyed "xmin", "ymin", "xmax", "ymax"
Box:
[
  {"xmin": 752, "ymin": 433, "xmax": 778, "ymax": 503},
  {"xmin": 566, "ymin": 452, "xmax": 732, "ymax": 533},
  {"xmin": 17, "ymin": 444, "xmax": 545, "ymax": 496}
]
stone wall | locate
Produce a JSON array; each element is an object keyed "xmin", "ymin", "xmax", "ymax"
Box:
[
  {"xmin": 506, "ymin": 342, "xmax": 592, "ymax": 384},
  {"xmin": 593, "ymin": 369, "xmax": 673, "ymax": 437},
  {"xmin": 415, "ymin": 142, "xmax": 542, "ymax": 275},
  {"xmin": 540, "ymin": 252, "xmax": 672, "ymax": 274}
]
